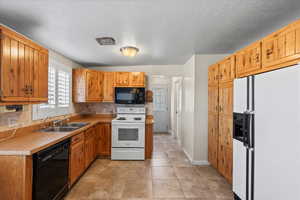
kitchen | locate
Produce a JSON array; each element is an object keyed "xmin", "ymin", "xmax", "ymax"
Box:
[{"xmin": 0, "ymin": 1, "xmax": 300, "ymax": 200}]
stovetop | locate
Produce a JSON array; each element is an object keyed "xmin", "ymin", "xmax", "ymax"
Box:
[{"xmin": 112, "ymin": 114, "xmax": 146, "ymax": 123}]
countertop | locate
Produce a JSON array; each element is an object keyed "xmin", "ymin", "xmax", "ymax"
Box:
[{"xmin": 0, "ymin": 115, "xmax": 154, "ymax": 156}]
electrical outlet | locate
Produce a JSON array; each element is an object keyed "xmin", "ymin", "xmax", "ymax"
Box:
[{"xmin": 8, "ymin": 117, "xmax": 18, "ymax": 127}]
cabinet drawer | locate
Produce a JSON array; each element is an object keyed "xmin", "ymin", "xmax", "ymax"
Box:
[{"xmin": 71, "ymin": 133, "xmax": 84, "ymax": 145}]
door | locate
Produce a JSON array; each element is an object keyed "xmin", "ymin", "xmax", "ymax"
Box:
[
  {"xmin": 97, "ymin": 123, "xmax": 111, "ymax": 156},
  {"xmin": 102, "ymin": 72, "xmax": 114, "ymax": 102},
  {"xmin": 254, "ymin": 66, "xmax": 300, "ymax": 200},
  {"xmin": 69, "ymin": 141, "xmax": 85, "ymax": 185},
  {"xmin": 174, "ymin": 79, "xmax": 182, "ymax": 142},
  {"xmin": 112, "ymin": 123, "xmax": 145, "ymax": 148},
  {"xmin": 115, "ymin": 72, "xmax": 129, "ymax": 86},
  {"xmin": 152, "ymin": 87, "xmax": 169, "ymax": 132},
  {"xmin": 86, "ymin": 70, "xmax": 101, "ymax": 101},
  {"xmin": 129, "ymin": 72, "xmax": 145, "ymax": 87}
]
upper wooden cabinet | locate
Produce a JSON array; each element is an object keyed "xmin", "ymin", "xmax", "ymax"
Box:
[
  {"xmin": 262, "ymin": 20, "xmax": 300, "ymax": 70},
  {"xmin": 208, "ymin": 64, "xmax": 219, "ymax": 86},
  {"xmin": 236, "ymin": 42, "xmax": 262, "ymax": 78},
  {"xmin": 115, "ymin": 72, "xmax": 130, "ymax": 86},
  {"xmin": 73, "ymin": 69, "xmax": 103, "ymax": 103},
  {"xmin": 102, "ymin": 72, "xmax": 115, "ymax": 102},
  {"xmin": 115, "ymin": 72, "xmax": 146, "ymax": 87},
  {"xmin": 129, "ymin": 72, "xmax": 146, "ymax": 87},
  {"xmin": 0, "ymin": 25, "xmax": 49, "ymax": 104},
  {"xmin": 218, "ymin": 56, "xmax": 235, "ymax": 83}
]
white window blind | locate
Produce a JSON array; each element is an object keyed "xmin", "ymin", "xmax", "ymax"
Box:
[
  {"xmin": 39, "ymin": 67, "xmax": 56, "ymax": 108},
  {"xmin": 57, "ymin": 70, "xmax": 70, "ymax": 107}
]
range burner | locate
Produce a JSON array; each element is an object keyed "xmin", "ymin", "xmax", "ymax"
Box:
[
  {"xmin": 134, "ymin": 117, "xmax": 142, "ymax": 120},
  {"xmin": 117, "ymin": 117, "xmax": 126, "ymax": 120}
]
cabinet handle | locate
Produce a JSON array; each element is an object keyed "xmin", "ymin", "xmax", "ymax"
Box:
[
  {"xmin": 266, "ymin": 48, "xmax": 273, "ymax": 58},
  {"xmin": 256, "ymin": 53, "xmax": 260, "ymax": 63}
]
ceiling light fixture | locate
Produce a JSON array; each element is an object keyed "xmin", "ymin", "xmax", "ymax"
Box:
[{"xmin": 120, "ymin": 46, "xmax": 139, "ymax": 57}]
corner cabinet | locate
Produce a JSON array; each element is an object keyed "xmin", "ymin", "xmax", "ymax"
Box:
[
  {"xmin": 72, "ymin": 69, "xmax": 103, "ymax": 103},
  {"xmin": 0, "ymin": 25, "xmax": 49, "ymax": 104}
]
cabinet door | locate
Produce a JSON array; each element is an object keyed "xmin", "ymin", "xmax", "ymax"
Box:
[
  {"xmin": 208, "ymin": 86, "xmax": 219, "ymax": 114},
  {"xmin": 224, "ymin": 147, "xmax": 233, "ymax": 183},
  {"xmin": 236, "ymin": 42, "xmax": 262, "ymax": 77},
  {"xmin": 1, "ymin": 35, "xmax": 28, "ymax": 101},
  {"xmin": 208, "ymin": 113, "xmax": 219, "ymax": 169},
  {"xmin": 145, "ymin": 123, "xmax": 153, "ymax": 159},
  {"xmin": 115, "ymin": 72, "xmax": 129, "ymax": 86},
  {"xmin": 96, "ymin": 123, "xmax": 111, "ymax": 156},
  {"xmin": 69, "ymin": 141, "xmax": 85, "ymax": 186},
  {"xmin": 129, "ymin": 72, "xmax": 145, "ymax": 87},
  {"xmin": 219, "ymin": 82, "xmax": 233, "ymax": 115},
  {"xmin": 85, "ymin": 137, "xmax": 94, "ymax": 168},
  {"xmin": 219, "ymin": 57, "xmax": 235, "ymax": 84},
  {"xmin": 103, "ymin": 72, "xmax": 114, "ymax": 102},
  {"xmin": 86, "ymin": 70, "xmax": 101, "ymax": 101},
  {"xmin": 30, "ymin": 51, "xmax": 48, "ymax": 101},
  {"xmin": 262, "ymin": 23, "xmax": 300, "ymax": 69},
  {"xmin": 208, "ymin": 64, "xmax": 219, "ymax": 86},
  {"xmin": 217, "ymin": 143, "xmax": 226, "ymax": 177}
]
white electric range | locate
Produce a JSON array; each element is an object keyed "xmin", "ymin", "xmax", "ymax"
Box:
[{"xmin": 111, "ymin": 106, "xmax": 146, "ymax": 160}]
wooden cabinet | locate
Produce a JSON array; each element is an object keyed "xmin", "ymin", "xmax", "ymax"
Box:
[
  {"xmin": 208, "ymin": 113, "xmax": 219, "ymax": 169},
  {"xmin": 208, "ymin": 64, "xmax": 233, "ymax": 184},
  {"xmin": 96, "ymin": 123, "xmax": 111, "ymax": 156},
  {"xmin": 262, "ymin": 21, "xmax": 300, "ymax": 70},
  {"xmin": 115, "ymin": 72, "xmax": 146, "ymax": 87},
  {"xmin": 208, "ymin": 64, "xmax": 219, "ymax": 86},
  {"xmin": 145, "ymin": 123, "xmax": 153, "ymax": 159},
  {"xmin": 236, "ymin": 42, "xmax": 262, "ymax": 78},
  {"xmin": 0, "ymin": 26, "xmax": 48, "ymax": 104},
  {"xmin": 84, "ymin": 127, "xmax": 97, "ymax": 167},
  {"xmin": 218, "ymin": 56, "xmax": 235, "ymax": 83},
  {"xmin": 115, "ymin": 72, "xmax": 130, "ymax": 86},
  {"xmin": 73, "ymin": 69, "xmax": 103, "ymax": 102},
  {"xmin": 102, "ymin": 72, "xmax": 115, "ymax": 102},
  {"xmin": 129, "ymin": 72, "xmax": 146, "ymax": 87},
  {"xmin": 69, "ymin": 133, "xmax": 85, "ymax": 186}
]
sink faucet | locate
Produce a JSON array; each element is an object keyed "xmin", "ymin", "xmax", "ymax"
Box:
[{"xmin": 41, "ymin": 116, "xmax": 51, "ymax": 128}]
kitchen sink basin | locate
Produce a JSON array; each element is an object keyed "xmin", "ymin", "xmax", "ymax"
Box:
[
  {"xmin": 63, "ymin": 122, "xmax": 90, "ymax": 128},
  {"xmin": 38, "ymin": 122, "xmax": 89, "ymax": 132},
  {"xmin": 39, "ymin": 127, "xmax": 79, "ymax": 132}
]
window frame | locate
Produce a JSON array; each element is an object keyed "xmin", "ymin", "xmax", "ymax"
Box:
[{"xmin": 32, "ymin": 59, "xmax": 72, "ymax": 120}]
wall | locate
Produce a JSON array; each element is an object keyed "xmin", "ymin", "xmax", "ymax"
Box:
[
  {"xmin": 88, "ymin": 65, "xmax": 184, "ymax": 130},
  {"xmin": 181, "ymin": 56, "xmax": 195, "ymax": 160},
  {"xmin": 193, "ymin": 54, "xmax": 228, "ymax": 164},
  {"xmin": 0, "ymin": 50, "xmax": 83, "ymax": 132}
]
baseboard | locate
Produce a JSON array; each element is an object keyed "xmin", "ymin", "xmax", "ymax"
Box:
[
  {"xmin": 191, "ymin": 160, "xmax": 210, "ymax": 165},
  {"xmin": 182, "ymin": 148, "xmax": 210, "ymax": 166}
]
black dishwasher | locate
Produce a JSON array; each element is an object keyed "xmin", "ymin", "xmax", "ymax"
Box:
[{"xmin": 33, "ymin": 139, "xmax": 70, "ymax": 200}]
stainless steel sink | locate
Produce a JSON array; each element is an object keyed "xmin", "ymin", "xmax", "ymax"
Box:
[
  {"xmin": 63, "ymin": 122, "xmax": 90, "ymax": 128},
  {"xmin": 38, "ymin": 122, "xmax": 90, "ymax": 132},
  {"xmin": 39, "ymin": 127, "xmax": 79, "ymax": 132}
]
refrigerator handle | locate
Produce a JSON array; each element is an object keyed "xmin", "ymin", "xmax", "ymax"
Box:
[{"xmin": 242, "ymin": 112, "xmax": 248, "ymax": 147}]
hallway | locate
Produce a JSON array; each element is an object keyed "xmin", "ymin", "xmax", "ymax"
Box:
[{"xmin": 65, "ymin": 133, "xmax": 233, "ymax": 200}]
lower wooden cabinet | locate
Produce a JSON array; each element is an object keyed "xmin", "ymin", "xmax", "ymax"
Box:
[
  {"xmin": 208, "ymin": 113, "xmax": 219, "ymax": 169},
  {"xmin": 69, "ymin": 133, "xmax": 85, "ymax": 186},
  {"xmin": 96, "ymin": 123, "xmax": 111, "ymax": 156},
  {"xmin": 84, "ymin": 127, "xmax": 97, "ymax": 168},
  {"xmin": 145, "ymin": 123, "xmax": 153, "ymax": 159}
]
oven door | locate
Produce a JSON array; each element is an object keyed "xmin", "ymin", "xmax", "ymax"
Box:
[{"xmin": 112, "ymin": 123, "xmax": 145, "ymax": 148}]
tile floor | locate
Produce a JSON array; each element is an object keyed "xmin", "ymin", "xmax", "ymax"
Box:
[{"xmin": 65, "ymin": 132, "xmax": 233, "ymax": 200}]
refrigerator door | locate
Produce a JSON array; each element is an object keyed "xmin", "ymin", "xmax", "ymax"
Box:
[
  {"xmin": 255, "ymin": 66, "xmax": 300, "ymax": 200},
  {"xmin": 234, "ymin": 77, "xmax": 248, "ymax": 113},
  {"xmin": 233, "ymin": 139, "xmax": 247, "ymax": 200}
]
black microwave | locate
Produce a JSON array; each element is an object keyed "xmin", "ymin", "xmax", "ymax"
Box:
[{"xmin": 115, "ymin": 87, "xmax": 145, "ymax": 104}]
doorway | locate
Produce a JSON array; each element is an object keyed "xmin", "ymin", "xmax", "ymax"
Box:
[
  {"xmin": 171, "ymin": 77, "xmax": 183, "ymax": 145},
  {"xmin": 152, "ymin": 86, "xmax": 169, "ymax": 133}
]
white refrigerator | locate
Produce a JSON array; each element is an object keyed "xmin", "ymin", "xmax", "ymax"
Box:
[{"xmin": 232, "ymin": 65, "xmax": 300, "ymax": 200}]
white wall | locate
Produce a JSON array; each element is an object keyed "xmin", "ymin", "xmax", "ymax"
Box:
[
  {"xmin": 193, "ymin": 54, "xmax": 228, "ymax": 164},
  {"xmin": 180, "ymin": 56, "xmax": 195, "ymax": 159}
]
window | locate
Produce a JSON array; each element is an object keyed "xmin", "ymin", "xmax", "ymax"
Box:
[{"xmin": 32, "ymin": 61, "xmax": 72, "ymax": 120}]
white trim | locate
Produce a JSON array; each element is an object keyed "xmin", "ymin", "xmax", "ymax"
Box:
[{"xmin": 182, "ymin": 147, "xmax": 210, "ymax": 166}]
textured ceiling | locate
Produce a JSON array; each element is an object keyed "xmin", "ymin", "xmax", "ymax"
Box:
[{"xmin": 0, "ymin": 0, "xmax": 300, "ymax": 66}]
